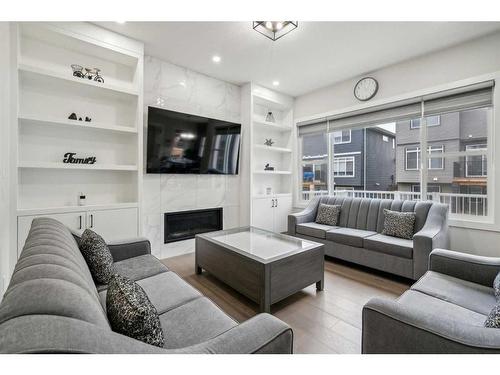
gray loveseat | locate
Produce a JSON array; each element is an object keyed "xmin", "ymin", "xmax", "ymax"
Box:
[
  {"xmin": 0, "ymin": 218, "xmax": 293, "ymax": 354},
  {"xmin": 363, "ymin": 249, "xmax": 500, "ymax": 353},
  {"xmin": 288, "ymin": 196, "xmax": 449, "ymax": 280}
]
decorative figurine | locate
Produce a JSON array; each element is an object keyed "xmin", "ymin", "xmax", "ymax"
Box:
[
  {"xmin": 68, "ymin": 113, "xmax": 77, "ymax": 120},
  {"xmin": 71, "ymin": 64, "xmax": 84, "ymax": 78},
  {"xmin": 78, "ymin": 117, "xmax": 82, "ymax": 121},
  {"xmin": 84, "ymin": 68, "xmax": 94, "ymax": 80},
  {"xmin": 71, "ymin": 64, "xmax": 104, "ymax": 83},
  {"xmin": 93, "ymin": 68, "xmax": 104, "ymax": 83},
  {"xmin": 264, "ymin": 138, "xmax": 274, "ymax": 147},
  {"xmin": 265, "ymin": 111, "xmax": 275, "ymax": 123},
  {"xmin": 85, "ymin": 116, "xmax": 91, "ymax": 122},
  {"xmin": 264, "ymin": 163, "xmax": 275, "ymax": 171}
]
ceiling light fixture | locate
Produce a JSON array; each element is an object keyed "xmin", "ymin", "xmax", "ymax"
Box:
[
  {"xmin": 253, "ymin": 21, "xmax": 298, "ymax": 41},
  {"xmin": 212, "ymin": 55, "xmax": 221, "ymax": 63},
  {"xmin": 272, "ymin": 81, "xmax": 280, "ymax": 86}
]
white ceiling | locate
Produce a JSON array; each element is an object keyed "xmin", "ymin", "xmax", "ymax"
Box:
[{"xmin": 96, "ymin": 22, "xmax": 500, "ymax": 97}]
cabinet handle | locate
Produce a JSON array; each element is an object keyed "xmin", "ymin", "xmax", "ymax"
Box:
[
  {"xmin": 271, "ymin": 199, "xmax": 275, "ymax": 208},
  {"xmin": 90, "ymin": 214, "xmax": 94, "ymax": 228},
  {"xmin": 275, "ymin": 198, "xmax": 278, "ymax": 208},
  {"xmin": 79, "ymin": 215, "xmax": 82, "ymax": 230}
]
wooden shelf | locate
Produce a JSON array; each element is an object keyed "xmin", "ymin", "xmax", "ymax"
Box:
[
  {"xmin": 18, "ymin": 62, "xmax": 139, "ymax": 96},
  {"xmin": 18, "ymin": 161, "xmax": 138, "ymax": 171},
  {"xmin": 253, "ymin": 170, "xmax": 292, "ymax": 175},
  {"xmin": 253, "ymin": 119, "xmax": 292, "ymax": 132},
  {"xmin": 17, "ymin": 202, "xmax": 139, "ymax": 216},
  {"xmin": 254, "ymin": 144, "xmax": 292, "ymax": 153},
  {"xmin": 19, "ymin": 114, "xmax": 138, "ymax": 134}
]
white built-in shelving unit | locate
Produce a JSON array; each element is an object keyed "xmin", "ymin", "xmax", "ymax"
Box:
[
  {"xmin": 240, "ymin": 84, "xmax": 294, "ymax": 233},
  {"xmin": 10, "ymin": 22, "xmax": 144, "ymax": 254}
]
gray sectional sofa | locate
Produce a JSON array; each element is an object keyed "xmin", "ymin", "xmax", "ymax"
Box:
[
  {"xmin": 288, "ymin": 196, "xmax": 449, "ymax": 280},
  {"xmin": 363, "ymin": 249, "xmax": 500, "ymax": 353},
  {"xmin": 0, "ymin": 218, "xmax": 293, "ymax": 354}
]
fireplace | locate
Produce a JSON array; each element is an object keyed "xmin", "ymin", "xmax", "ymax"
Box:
[{"xmin": 164, "ymin": 207, "xmax": 223, "ymax": 243}]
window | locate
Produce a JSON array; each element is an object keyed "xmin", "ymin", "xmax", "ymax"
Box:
[
  {"xmin": 382, "ymin": 135, "xmax": 389, "ymax": 142},
  {"xmin": 333, "ymin": 156, "xmax": 355, "ymax": 177},
  {"xmin": 466, "ymin": 144, "xmax": 487, "ymax": 177},
  {"xmin": 405, "ymin": 145, "xmax": 444, "ymax": 170},
  {"xmin": 301, "ymin": 133, "xmax": 329, "ymax": 200},
  {"xmin": 410, "ymin": 115, "xmax": 440, "ymax": 129},
  {"xmin": 413, "ymin": 184, "xmax": 441, "ymax": 193},
  {"xmin": 332, "ymin": 129, "xmax": 351, "ymax": 144}
]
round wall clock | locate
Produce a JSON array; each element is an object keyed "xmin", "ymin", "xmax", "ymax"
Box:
[{"xmin": 354, "ymin": 77, "xmax": 379, "ymax": 101}]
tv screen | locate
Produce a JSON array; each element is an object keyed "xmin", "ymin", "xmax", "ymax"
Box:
[{"xmin": 146, "ymin": 107, "xmax": 241, "ymax": 174}]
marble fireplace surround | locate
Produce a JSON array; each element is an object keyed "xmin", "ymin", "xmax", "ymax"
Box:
[{"xmin": 142, "ymin": 56, "xmax": 242, "ymax": 259}]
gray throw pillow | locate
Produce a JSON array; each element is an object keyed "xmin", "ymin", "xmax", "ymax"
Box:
[
  {"xmin": 484, "ymin": 304, "xmax": 500, "ymax": 328},
  {"xmin": 494, "ymin": 272, "xmax": 500, "ymax": 300},
  {"xmin": 315, "ymin": 204, "xmax": 341, "ymax": 226},
  {"xmin": 79, "ymin": 229, "xmax": 116, "ymax": 284},
  {"xmin": 107, "ymin": 274, "xmax": 165, "ymax": 347},
  {"xmin": 382, "ymin": 209, "xmax": 416, "ymax": 240}
]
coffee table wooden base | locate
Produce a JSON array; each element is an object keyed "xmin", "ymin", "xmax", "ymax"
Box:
[{"xmin": 195, "ymin": 235, "xmax": 324, "ymax": 313}]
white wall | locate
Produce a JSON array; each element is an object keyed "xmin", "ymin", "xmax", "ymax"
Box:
[
  {"xmin": 0, "ymin": 23, "xmax": 11, "ymax": 294},
  {"xmin": 142, "ymin": 56, "xmax": 241, "ymax": 259},
  {"xmin": 294, "ymin": 31, "xmax": 500, "ymax": 257}
]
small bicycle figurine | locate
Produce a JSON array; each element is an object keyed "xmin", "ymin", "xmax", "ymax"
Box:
[{"xmin": 71, "ymin": 65, "xmax": 104, "ymax": 83}]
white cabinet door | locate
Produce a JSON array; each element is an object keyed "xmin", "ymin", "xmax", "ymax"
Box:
[
  {"xmin": 251, "ymin": 197, "xmax": 275, "ymax": 231},
  {"xmin": 274, "ymin": 195, "xmax": 293, "ymax": 233},
  {"xmin": 87, "ymin": 208, "xmax": 138, "ymax": 242},
  {"xmin": 17, "ymin": 212, "xmax": 85, "ymax": 255}
]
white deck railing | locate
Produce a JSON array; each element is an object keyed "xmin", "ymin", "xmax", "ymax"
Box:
[{"xmin": 301, "ymin": 190, "xmax": 488, "ymax": 217}]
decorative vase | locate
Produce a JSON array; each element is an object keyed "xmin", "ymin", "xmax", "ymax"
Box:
[{"xmin": 265, "ymin": 111, "xmax": 275, "ymax": 123}]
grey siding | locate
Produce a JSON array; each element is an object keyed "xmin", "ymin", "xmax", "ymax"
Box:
[
  {"xmin": 365, "ymin": 129, "xmax": 396, "ymax": 191},
  {"xmin": 333, "ymin": 129, "xmax": 364, "ymax": 188}
]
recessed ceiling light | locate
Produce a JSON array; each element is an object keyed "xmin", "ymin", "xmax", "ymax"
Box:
[
  {"xmin": 212, "ymin": 55, "xmax": 221, "ymax": 63},
  {"xmin": 272, "ymin": 81, "xmax": 280, "ymax": 86}
]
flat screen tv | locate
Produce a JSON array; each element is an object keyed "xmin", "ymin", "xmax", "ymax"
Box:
[{"xmin": 146, "ymin": 107, "xmax": 241, "ymax": 174}]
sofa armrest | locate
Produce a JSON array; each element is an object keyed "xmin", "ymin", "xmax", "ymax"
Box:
[
  {"xmin": 429, "ymin": 248, "xmax": 500, "ymax": 287},
  {"xmin": 107, "ymin": 237, "xmax": 152, "ymax": 262},
  {"xmin": 412, "ymin": 203, "xmax": 449, "ymax": 279},
  {"xmin": 172, "ymin": 313, "xmax": 293, "ymax": 354},
  {"xmin": 287, "ymin": 197, "xmax": 320, "ymax": 235},
  {"xmin": 362, "ymin": 297, "xmax": 500, "ymax": 353}
]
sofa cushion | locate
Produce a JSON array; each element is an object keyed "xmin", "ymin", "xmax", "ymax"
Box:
[
  {"xmin": 106, "ymin": 274, "xmax": 164, "ymax": 347},
  {"xmin": 79, "ymin": 229, "xmax": 116, "ymax": 284},
  {"xmin": 315, "ymin": 204, "xmax": 341, "ymax": 226},
  {"xmin": 99, "ymin": 271, "xmax": 201, "ymax": 315},
  {"xmin": 494, "ymin": 272, "xmax": 500, "ymax": 300},
  {"xmin": 326, "ymin": 228, "xmax": 377, "ymax": 248},
  {"xmin": 411, "ymin": 271, "xmax": 496, "ymax": 316},
  {"xmin": 364, "ymin": 234, "xmax": 413, "ymax": 259},
  {"xmin": 484, "ymin": 304, "xmax": 500, "ymax": 328},
  {"xmin": 159, "ymin": 297, "xmax": 237, "ymax": 349},
  {"xmin": 97, "ymin": 255, "xmax": 169, "ymax": 292},
  {"xmin": 296, "ymin": 222, "xmax": 339, "ymax": 239},
  {"xmin": 382, "ymin": 209, "xmax": 416, "ymax": 240},
  {"xmin": 397, "ymin": 290, "xmax": 487, "ymax": 326}
]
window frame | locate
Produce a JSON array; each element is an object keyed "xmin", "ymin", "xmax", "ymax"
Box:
[
  {"xmin": 405, "ymin": 145, "xmax": 444, "ymax": 171},
  {"xmin": 332, "ymin": 129, "xmax": 351, "ymax": 145},
  {"xmin": 410, "ymin": 115, "xmax": 441, "ymax": 129},
  {"xmin": 465, "ymin": 143, "xmax": 487, "ymax": 177},
  {"xmin": 333, "ymin": 156, "xmax": 355, "ymax": 178}
]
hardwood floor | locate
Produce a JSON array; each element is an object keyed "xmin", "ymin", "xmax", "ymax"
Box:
[{"xmin": 161, "ymin": 253, "xmax": 411, "ymax": 354}]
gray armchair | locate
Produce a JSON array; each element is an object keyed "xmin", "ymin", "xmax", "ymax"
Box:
[{"xmin": 362, "ymin": 248, "xmax": 500, "ymax": 353}]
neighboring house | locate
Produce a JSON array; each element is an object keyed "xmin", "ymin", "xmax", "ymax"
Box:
[
  {"xmin": 302, "ymin": 127, "xmax": 396, "ymax": 193},
  {"xmin": 395, "ymin": 108, "xmax": 488, "ymax": 196}
]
